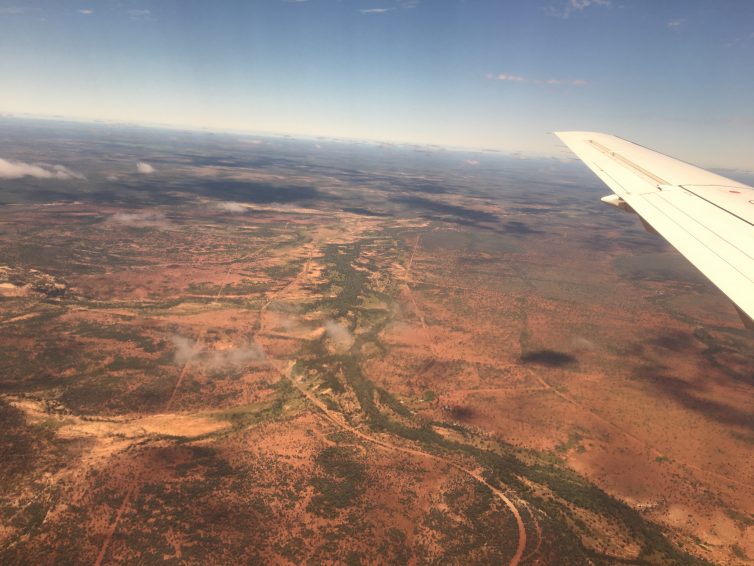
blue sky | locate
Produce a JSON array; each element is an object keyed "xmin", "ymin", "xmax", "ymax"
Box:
[{"xmin": 1, "ymin": 0, "xmax": 753, "ymax": 167}]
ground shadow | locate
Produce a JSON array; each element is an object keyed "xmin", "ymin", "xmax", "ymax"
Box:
[{"xmin": 520, "ymin": 350, "xmax": 577, "ymax": 367}]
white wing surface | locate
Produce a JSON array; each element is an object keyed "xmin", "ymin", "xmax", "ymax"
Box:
[{"xmin": 556, "ymin": 131, "xmax": 754, "ymax": 325}]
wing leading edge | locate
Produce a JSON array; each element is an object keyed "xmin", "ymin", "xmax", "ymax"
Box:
[{"xmin": 556, "ymin": 131, "xmax": 754, "ymax": 326}]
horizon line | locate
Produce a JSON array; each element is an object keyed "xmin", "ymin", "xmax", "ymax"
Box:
[{"xmin": 0, "ymin": 110, "xmax": 564, "ymax": 161}]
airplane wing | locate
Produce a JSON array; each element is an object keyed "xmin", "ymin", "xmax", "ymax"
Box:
[{"xmin": 555, "ymin": 131, "xmax": 754, "ymax": 327}]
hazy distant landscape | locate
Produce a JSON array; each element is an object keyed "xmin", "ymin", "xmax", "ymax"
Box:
[{"xmin": 1, "ymin": 117, "xmax": 752, "ymax": 565}]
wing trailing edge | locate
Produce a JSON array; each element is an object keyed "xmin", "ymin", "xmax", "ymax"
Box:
[{"xmin": 556, "ymin": 131, "xmax": 754, "ymax": 326}]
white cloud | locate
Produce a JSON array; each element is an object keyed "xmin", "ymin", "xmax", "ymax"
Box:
[
  {"xmin": 206, "ymin": 343, "xmax": 265, "ymax": 370},
  {"xmin": 0, "ymin": 158, "xmax": 85, "ymax": 180},
  {"xmin": 361, "ymin": 7, "xmax": 395, "ymax": 14},
  {"xmin": 463, "ymin": 159, "xmax": 480, "ymax": 166},
  {"xmin": 324, "ymin": 320, "xmax": 354, "ymax": 353},
  {"xmin": 667, "ymin": 19, "xmax": 684, "ymax": 30},
  {"xmin": 488, "ymin": 73, "xmax": 525, "ymax": 82},
  {"xmin": 107, "ymin": 211, "xmax": 168, "ymax": 228},
  {"xmin": 0, "ymin": 7, "xmax": 24, "ymax": 15},
  {"xmin": 216, "ymin": 201, "xmax": 248, "ymax": 213},
  {"xmin": 546, "ymin": 0, "xmax": 610, "ymax": 19},
  {"xmin": 136, "ymin": 161, "xmax": 155, "ymax": 174},
  {"xmin": 78, "ymin": 9, "xmax": 94, "ymax": 15},
  {"xmin": 171, "ymin": 335, "xmax": 196, "ymax": 365},
  {"xmin": 486, "ymin": 73, "xmax": 587, "ymax": 86},
  {"xmin": 170, "ymin": 335, "xmax": 265, "ymax": 371}
]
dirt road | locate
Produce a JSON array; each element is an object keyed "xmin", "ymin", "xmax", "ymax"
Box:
[{"xmin": 258, "ymin": 238, "xmax": 530, "ymax": 566}]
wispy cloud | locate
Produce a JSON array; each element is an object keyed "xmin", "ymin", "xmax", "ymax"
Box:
[
  {"xmin": 361, "ymin": 7, "xmax": 395, "ymax": 14},
  {"xmin": 0, "ymin": 7, "xmax": 24, "ymax": 15},
  {"xmin": 207, "ymin": 344, "xmax": 265, "ymax": 370},
  {"xmin": 0, "ymin": 158, "xmax": 85, "ymax": 180},
  {"xmin": 324, "ymin": 320, "xmax": 354, "ymax": 353},
  {"xmin": 78, "ymin": 9, "xmax": 94, "ymax": 15},
  {"xmin": 171, "ymin": 335, "xmax": 265, "ymax": 371},
  {"xmin": 486, "ymin": 73, "xmax": 587, "ymax": 86},
  {"xmin": 107, "ymin": 211, "xmax": 168, "ymax": 228},
  {"xmin": 172, "ymin": 335, "xmax": 196, "ymax": 365},
  {"xmin": 545, "ymin": 0, "xmax": 610, "ymax": 19},
  {"xmin": 360, "ymin": 0, "xmax": 418, "ymax": 13},
  {"xmin": 489, "ymin": 73, "xmax": 525, "ymax": 82},
  {"xmin": 216, "ymin": 201, "xmax": 248, "ymax": 213},
  {"xmin": 136, "ymin": 161, "xmax": 155, "ymax": 174},
  {"xmin": 667, "ymin": 18, "xmax": 684, "ymax": 30}
]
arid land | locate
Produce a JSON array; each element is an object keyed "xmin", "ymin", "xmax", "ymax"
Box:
[{"xmin": 0, "ymin": 119, "xmax": 753, "ymax": 565}]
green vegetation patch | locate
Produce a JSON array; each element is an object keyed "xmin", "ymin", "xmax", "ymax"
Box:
[
  {"xmin": 75, "ymin": 321, "xmax": 160, "ymax": 353},
  {"xmin": 307, "ymin": 446, "xmax": 367, "ymax": 518},
  {"xmin": 211, "ymin": 380, "xmax": 297, "ymax": 431},
  {"xmin": 0, "ymin": 399, "xmax": 49, "ymax": 482},
  {"xmin": 314, "ymin": 243, "xmax": 368, "ymax": 317},
  {"xmin": 423, "ymin": 480, "xmax": 517, "ymax": 564},
  {"xmin": 555, "ymin": 431, "xmax": 586, "ymax": 454}
]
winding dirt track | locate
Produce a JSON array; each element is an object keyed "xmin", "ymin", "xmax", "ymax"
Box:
[
  {"xmin": 274, "ymin": 357, "xmax": 528, "ymax": 566},
  {"xmin": 260, "ymin": 239, "xmax": 528, "ymax": 566},
  {"xmin": 95, "ymin": 239, "xmax": 530, "ymax": 565}
]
